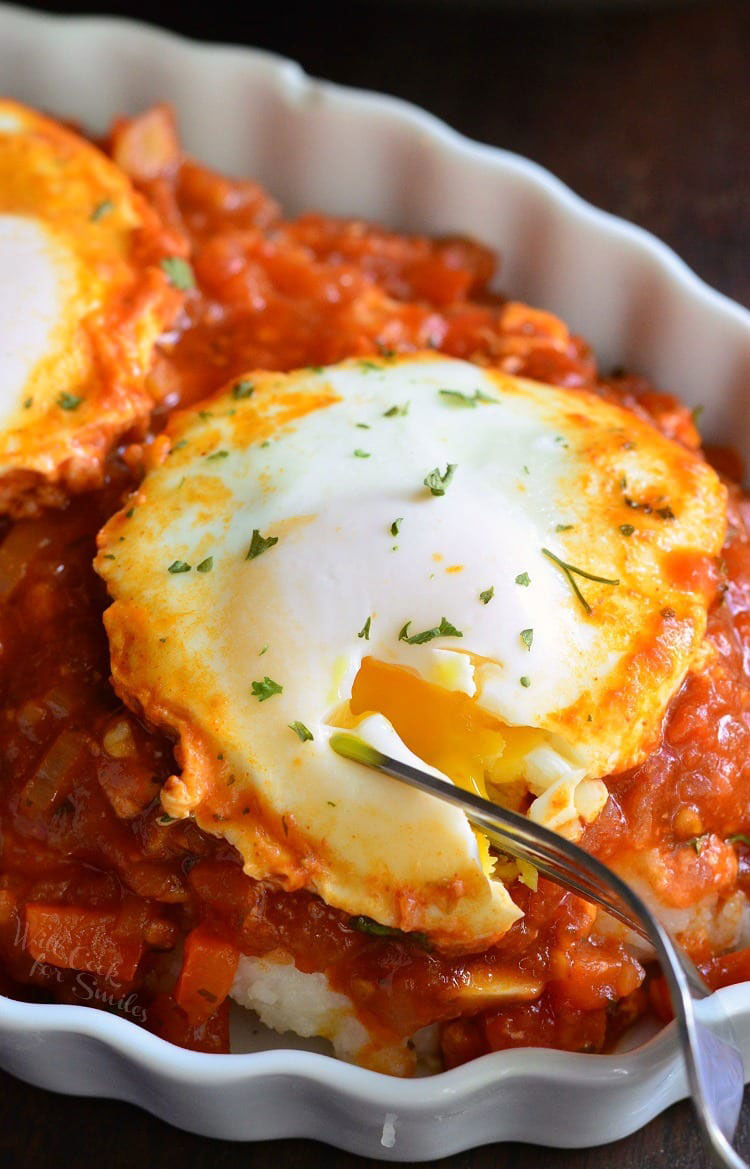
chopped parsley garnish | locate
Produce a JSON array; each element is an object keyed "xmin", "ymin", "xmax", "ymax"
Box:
[
  {"xmin": 619, "ymin": 524, "xmax": 636, "ymax": 536},
  {"xmin": 375, "ymin": 340, "xmax": 396, "ymax": 357},
  {"xmin": 727, "ymin": 834, "xmax": 750, "ymax": 848},
  {"xmin": 353, "ymin": 449, "xmax": 371, "ymax": 458},
  {"xmin": 23, "ymin": 397, "xmax": 32, "ymax": 409},
  {"xmin": 251, "ymin": 676, "xmax": 283, "ymax": 702},
  {"xmin": 356, "ymin": 422, "xmax": 371, "ymax": 429},
  {"xmin": 196, "ymin": 556, "xmax": 213, "ymax": 573},
  {"xmin": 522, "ymin": 465, "xmax": 530, "ymax": 475},
  {"xmin": 246, "ymin": 529, "xmax": 279, "ymax": 560},
  {"xmin": 520, "ymin": 676, "xmax": 531, "ymax": 688},
  {"xmin": 90, "ymin": 199, "xmax": 113, "ymax": 222},
  {"xmin": 515, "ymin": 572, "xmax": 530, "ymax": 587},
  {"xmin": 688, "ymin": 835, "xmax": 708, "ymax": 855},
  {"xmin": 167, "ymin": 560, "xmax": 191, "ymax": 574},
  {"xmin": 520, "ymin": 628, "xmax": 534, "ymax": 650},
  {"xmin": 555, "ymin": 523, "xmax": 574, "ymax": 532},
  {"xmin": 306, "ymin": 365, "xmax": 324, "ymax": 374},
  {"xmin": 424, "ymin": 463, "xmax": 456, "ymax": 496},
  {"xmin": 541, "ymin": 547, "xmax": 619, "ymax": 615},
  {"xmin": 357, "ymin": 616, "xmax": 372, "ymax": 640},
  {"xmin": 437, "ymin": 388, "xmax": 495, "ymax": 408},
  {"xmin": 232, "ymin": 379, "xmax": 254, "ymax": 399},
  {"xmin": 479, "ymin": 587, "xmax": 494, "ymax": 604},
  {"xmin": 390, "ymin": 517, "xmax": 403, "ymax": 536},
  {"xmin": 206, "ymin": 450, "xmax": 228, "ymax": 461},
  {"xmin": 161, "ymin": 255, "xmax": 195, "ymax": 291},
  {"xmin": 359, "ymin": 360, "xmax": 380, "ymax": 371},
  {"xmin": 383, "ymin": 402, "xmax": 409, "ymax": 418},
  {"xmin": 289, "ymin": 721, "xmax": 313, "ymax": 742},
  {"xmin": 158, "ymin": 813, "xmax": 177, "ymax": 825},
  {"xmin": 57, "ymin": 392, "xmax": 82, "ymax": 411},
  {"xmin": 398, "ymin": 616, "xmax": 463, "ymax": 645}
]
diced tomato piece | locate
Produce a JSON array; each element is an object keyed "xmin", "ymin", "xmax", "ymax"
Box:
[
  {"xmin": 147, "ymin": 992, "xmax": 231, "ymax": 1053},
  {"xmin": 701, "ymin": 948, "xmax": 750, "ymax": 991},
  {"xmin": 24, "ymin": 904, "xmax": 143, "ymax": 980},
  {"xmin": 174, "ymin": 923, "xmax": 239, "ymax": 1026},
  {"xmin": 440, "ymin": 1017, "xmax": 489, "ymax": 1069}
]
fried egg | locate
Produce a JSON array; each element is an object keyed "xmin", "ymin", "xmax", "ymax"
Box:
[
  {"xmin": 96, "ymin": 354, "xmax": 726, "ymax": 952},
  {"xmin": 0, "ymin": 99, "xmax": 183, "ymax": 515}
]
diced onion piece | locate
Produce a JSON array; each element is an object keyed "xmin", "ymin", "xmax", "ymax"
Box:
[
  {"xmin": 20, "ymin": 729, "xmax": 90, "ymax": 813},
  {"xmin": 0, "ymin": 522, "xmax": 50, "ymax": 600},
  {"xmin": 102, "ymin": 718, "xmax": 137, "ymax": 759}
]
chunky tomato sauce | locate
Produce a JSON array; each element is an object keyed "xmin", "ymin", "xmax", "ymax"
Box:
[{"xmin": 0, "ymin": 107, "xmax": 748, "ymax": 1066}]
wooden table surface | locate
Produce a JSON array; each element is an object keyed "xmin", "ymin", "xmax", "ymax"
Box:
[{"xmin": 4, "ymin": 0, "xmax": 749, "ymax": 1166}]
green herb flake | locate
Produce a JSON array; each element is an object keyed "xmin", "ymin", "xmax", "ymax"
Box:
[
  {"xmin": 90, "ymin": 199, "xmax": 114, "ymax": 222},
  {"xmin": 398, "ymin": 616, "xmax": 463, "ymax": 645},
  {"xmin": 161, "ymin": 255, "xmax": 196, "ymax": 291},
  {"xmin": 102, "ymin": 553, "xmax": 116, "ymax": 560},
  {"xmin": 541, "ymin": 547, "xmax": 620, "ymax": 615},
  {"xmin": 383, "ymin": 402, "xmax": 409, "ymax": 418},
  {"xmin": 424, "ymin": 463, "xmax": 457, "ymax": 496},
  {"xmin": 520, "ymin": 676, "xmax": 531, "ymax": 688},
  {"xmin": 727, "ymin": 834, "xmax": 750, "ymax": 848},
  {"xmin": 691, "ymin": 405, "xmax": 704, "ymax": 428},
  {"xmin": 125, "ymin": 508, "xmax": 134, "ymax": 519},
  {"xmin": 688, "ymin": 835, "xmax": 708, "ymax": 855},
  {"xmin": 259, "ymin": 644, "xmax": 268, "ymax": 656},
  {"xmin": 390, "ymin": 517, "xmax": 403, "ymax": 537},
  {"xmin": 515, "ymin": 572, "xmax": 530, "ymax": 587},
  {"xmin": 357, "ymin": 617, "xmax": 371, "ymax": 641},
  {"xmin": 206, "ymin": 450, "xmax": 229, "ymax": 462},
  {"xmin": 479, "ymin": 587, "xmax": 495, "ymax": 604},
  {"xmin": 23, "ymin": 397, "xmax": 33, "ymax": 409},
  {"xmin": 196, "ymin": 556, "xmax": 213, "ymax": 573},
  {"xmin": 57, "ymin": 392, "xmax": 82, "ymax": 411},
  {"xmin": 356, "ymin": 422, "xmax": 371, "ymax": 430},
  {"xmin": 246, "ymin": 529, "xmax": 279, "ymax": 560},
  {"xmin": 353, "ymin": 449, "xmax": 371, "ymax": 458},
  {"xmin": 289, "ymin": 721, "xmax": 313, "ymax": 743},
  {"xmin": 619, "ymin": 523, "xmax": 636, "ymax": 536},
  {"xmin": 349, "ymin": 915, "xmax": 430, "ymax": 948},
  {"xmin": 251, "ymin": 676, "xmax": 283, "ymax": 702},
  {"xmin": 232, "ymin": 379, "xmax": 254, "ymax": 400},
  {"xmin": 359, "ymin": 360, "xmax": 380, "ymax": 372},
  {"xmin": 167, "ymin": 560, "xmax": 191, "ymax": 574},
  {"xmin": 438, "ymin": 387, "xmax": 497, "ymax": 408},
  {"xmin": 327, "ymin": 800, "xmax": 337, "ymax": 807},
  {"xmin": 555, "ymin": 523, "xmax": 574, "ymax": 532},
  {"xmin": 158, "ymin": 813, "xmax": 177, "ymax": 825},
  {"xmin": 523, "ymin": 465, "xmax": 530, "ymax": 475},
  {"xmin": 520, "ymin": 628, "xmax": 534, "ymax": 650}
]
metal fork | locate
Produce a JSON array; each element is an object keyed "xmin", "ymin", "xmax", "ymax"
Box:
[{"xmin": 329, "ymin": 732, "xmax": 747, "ymax": 1168}]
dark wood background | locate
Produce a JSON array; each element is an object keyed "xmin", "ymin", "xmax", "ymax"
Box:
[{"xmin": 2, "ymin": 1, "xmax": 748, "ymax": 1166}]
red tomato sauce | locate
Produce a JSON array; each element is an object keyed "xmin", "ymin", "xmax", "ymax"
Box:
[{"xmin": 0, "ymin": 108, "xmax": 747, "ymax": 1066}]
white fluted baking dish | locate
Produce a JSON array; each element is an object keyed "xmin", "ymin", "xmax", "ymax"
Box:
[{"xmin": 0, "ymin": 1, "xmax": 748, "ymax": 1157}]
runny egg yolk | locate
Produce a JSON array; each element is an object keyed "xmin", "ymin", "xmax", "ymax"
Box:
[{"xmin": 346, "ymin": 656, "xmax": 546, "ymax": 807}]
